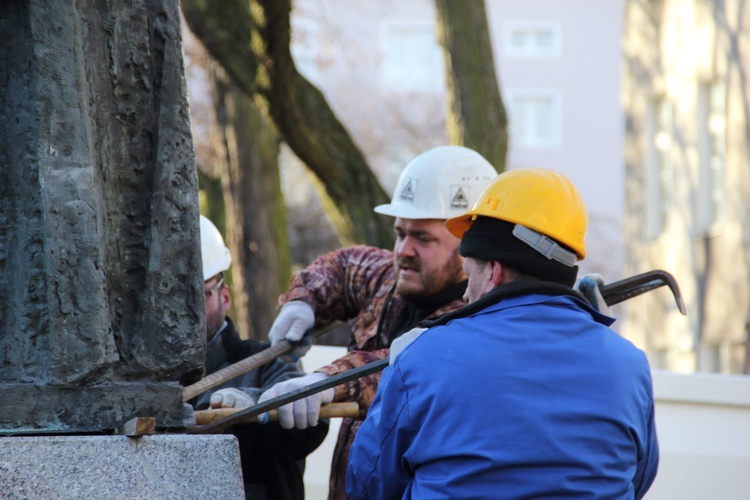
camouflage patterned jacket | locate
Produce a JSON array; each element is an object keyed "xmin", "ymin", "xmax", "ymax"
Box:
[{"xmin": 278, "ymin": 245, "xmax": 466, "ymax": 499}]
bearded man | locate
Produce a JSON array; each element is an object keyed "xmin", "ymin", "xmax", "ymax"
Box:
[{"xmin": 257, "ymin": 146, "xmax": 497, "ymax": 499}]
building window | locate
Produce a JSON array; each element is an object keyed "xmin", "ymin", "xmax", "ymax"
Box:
[
  {"xmin": 378, "ymin": 20, "xmax": 444, "ymax": 92},
  {"xmin": 502, "ymin": 22, "xmax": 562, "ymax": 57},
  {"xmin": 507, "ymin": 89, "xmax": 561, "ymax": 148},
  {"xmin": 696, "ymin": 81, "xmax": 726, "ymax": 232},
  {"xmin": 645, "ymin": 98, "xmax": 673, "ymax": 237},
  {"xmin": 700, "ymin": 340, "xmax": 746, "ymax": 374}
]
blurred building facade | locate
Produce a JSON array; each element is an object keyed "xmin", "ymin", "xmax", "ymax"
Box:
[{"xmin": 622, "ymin": 0, "xmax": 750, "ymax": 374}]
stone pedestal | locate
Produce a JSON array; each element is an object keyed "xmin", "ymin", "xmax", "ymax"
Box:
[{"xmin": 0, "ymin": 435, "xmax": 244, "ymax": 499}]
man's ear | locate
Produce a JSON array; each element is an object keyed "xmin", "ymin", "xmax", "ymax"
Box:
[
  {"xmin": 220, "ymin": 285, "xmax": 232, "ymax": 310},
  {"xmin": 490, "ymin": 261, "xmax": 505, "ymax": 287}
]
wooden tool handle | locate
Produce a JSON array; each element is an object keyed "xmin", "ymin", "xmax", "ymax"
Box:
[
  {"xmin": 194, "ymin": 401, "xmax": 361, "ymax": 426},
  {"xmin": 183, "ymin": 341, "xmax": 295, "ymax": 401},
  {"xmin": 183, "ymin": 321, "xmax": 343, "ymax": 402}
]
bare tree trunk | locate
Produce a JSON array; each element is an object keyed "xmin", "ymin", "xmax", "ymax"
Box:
[
  {"xmin": 181, "ymin": 0, "xmax": 394, "ymax": 248},
  {"xmin": 211, "ymin": 69, "xmax": 289, "ymax": 341},
  {"xmin": 182, "ymin": 0, "xmax": 508, "ymax": 247},
  {"xmin": 198, "ymin": 169, "xmax": 227, "ymax": 235},
  {"xmin": 435, "ymin": 0, "xmax": 508, "ymax": 171},
  {"xmin": 0, "ymin": 0, "xmax": 203, "ymax": 432}
]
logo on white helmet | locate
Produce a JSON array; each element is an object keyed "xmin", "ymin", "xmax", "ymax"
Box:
[
  {"xmin": 450, "ymin": 186, "xmax": 469, "ymax": 209},
  {"xmin": 399, "ymin": 178, "xmax": 418, "ymax": 202}
]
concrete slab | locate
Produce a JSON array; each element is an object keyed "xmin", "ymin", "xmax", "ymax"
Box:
[
  {"xmin": 0, "ymin": 434, "xmax": 244, "ymax": 499},
  {"xmin": 649, "ymin": 370, "xmax": 750, "ymax": 500}
]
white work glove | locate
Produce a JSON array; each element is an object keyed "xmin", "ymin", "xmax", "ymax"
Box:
[
  {"xmin": 256, "ymin": 373, "xmax": 334, "ymax": 430},
  {"xmin": 268, "ymin": 301, "xmax": 316, "ymax": 362},
  {"xmin": 575, "ymin": 273, "xmax": 612, "ymax": 316},
  {"xmin": 181, "ymin": 403, "xmax": 196, "ymax": 428},
  {"xmin": 209, "ymin": 388, "xmax": 256, "ymax": 409},
  {"xmin": 389, "ymin": 327, "xmax": 427, "ymax": 365}
]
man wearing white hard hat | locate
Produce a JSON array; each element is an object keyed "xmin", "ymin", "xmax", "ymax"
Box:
[
  {"xmin": 257, "ymin": 146, "xmax": 498, "ymax": 499},
  {"xmin": 192, "ymin": 215, "xmax": 329, "ymax": 500}
]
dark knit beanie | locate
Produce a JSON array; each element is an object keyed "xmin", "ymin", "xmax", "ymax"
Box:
[{"xmin": 460, "ymin": 217, "xmax": 579, "ymax": 286}]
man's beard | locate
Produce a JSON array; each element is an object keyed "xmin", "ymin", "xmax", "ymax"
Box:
[
  {"xmin": 206, "ymin": 308, "xmax": 225, "ymax": 341},
  {"xmin": 395, "ymin": 248, "xmax": 464, "ymax": 300}
]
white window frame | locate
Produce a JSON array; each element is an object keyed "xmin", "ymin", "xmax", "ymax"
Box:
[
  {"xmin": 502, "ymin": 21, "xmax": 562, "ymax": 58},
  {"xmin": 378, "ymin": 20, "xmax": 444, "ymax": 92},
  {"xmin": 699, "ymin": 340, "xmax": 743, "ymax": 374},
  {"xmin": 506, "ymin": 89, "xmax": 562, "ymax": 149}
]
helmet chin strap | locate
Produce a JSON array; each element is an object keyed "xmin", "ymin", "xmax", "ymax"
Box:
[{"xmin": 512, "ymin": 225, "xmax": 577, "ymax": 267}]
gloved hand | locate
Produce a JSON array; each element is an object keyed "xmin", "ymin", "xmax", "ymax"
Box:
[
  {"xmin": 268, "ymin": 301, "xmax": 316, "ymax": 362},
  {"xmin": 257, "ymin": 373, "xmax": 333, "ymax": 430},
  {"xmin": 575, "ymin": 273, "xmax": 612, "ymax": 315},
  {"xmin": 181, "ymin": 403, "xmax": 196, "ymax": 428},
  {"xmin": 209, "ymin": 388, "xmax": 256, "ymax": 409},
  {"xmin": 389, "ymin": 327, "xmax": 427, "ymax": 365}
]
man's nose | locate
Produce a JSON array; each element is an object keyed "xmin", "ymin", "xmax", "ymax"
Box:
[{"xmin": 395, "ymin": 237, "xmax": 417, "ymax": 257}]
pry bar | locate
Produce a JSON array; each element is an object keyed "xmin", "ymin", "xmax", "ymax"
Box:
[
  {"xmin": 193, "ymin": 269, "xmax": 686, "ymax": 434},
  {"xmin": 600, "ymin": 269, "xmax": 686, "ymax": 315}
]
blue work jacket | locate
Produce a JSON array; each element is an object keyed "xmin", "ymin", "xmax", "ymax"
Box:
[{"xmin": 347, "ymin": 293, "xmax": 659, "ymax": 499}]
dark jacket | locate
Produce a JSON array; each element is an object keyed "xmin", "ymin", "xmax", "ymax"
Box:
[{"xmin": 192, "ymin": 318, "xmax": 329, "ymax": 500}]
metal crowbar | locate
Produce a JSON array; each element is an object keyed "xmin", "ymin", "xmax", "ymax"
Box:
[
  {"xmin": 600, "ymin": 269, "xmax": 686, "ymax": 314},
  {"xmin": 190, "ymin": 269, "xmax": 686, "ymax": 433}
]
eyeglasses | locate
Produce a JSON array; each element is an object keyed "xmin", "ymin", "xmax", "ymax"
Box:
[{"xmin": 204, "ymin": 276, "xmax": 225, "ymax": 300}]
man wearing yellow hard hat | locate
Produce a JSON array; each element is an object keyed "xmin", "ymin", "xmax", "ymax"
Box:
[{"xmin": 347, "ymin": 168, "xmax": 659, "ymax": 499}]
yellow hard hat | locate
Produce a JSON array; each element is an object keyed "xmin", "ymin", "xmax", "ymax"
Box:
[{"xmin": 445, "ymin": 168, "xmax": 587, "ymax": 260}]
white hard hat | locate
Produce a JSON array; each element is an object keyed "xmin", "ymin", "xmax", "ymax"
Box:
[
  {"xmin": 374, "ymin": 145, "xmax": 497, "ymax": 220},
  {"xmin": 199, "ymin": 215, "xmax": 232, "ymax": 282}
]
